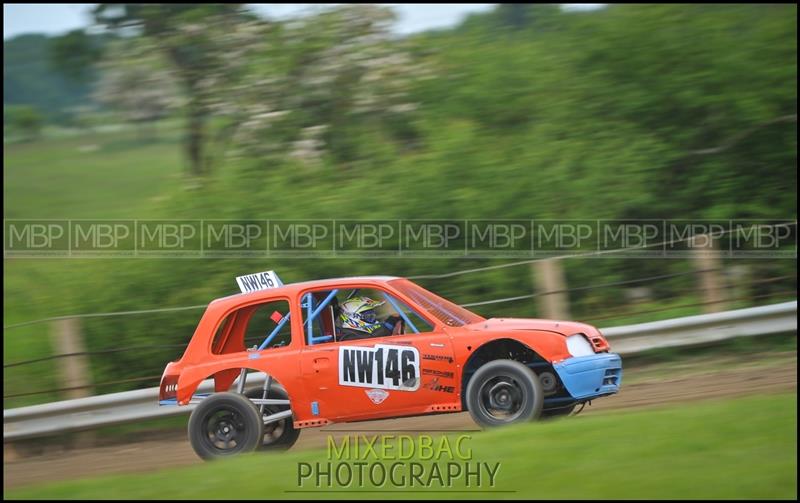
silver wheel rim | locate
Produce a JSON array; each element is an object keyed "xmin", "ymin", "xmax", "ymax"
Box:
[{"xmin": 477, "ymin": 375, "xmax": 527, "ymax": 422}]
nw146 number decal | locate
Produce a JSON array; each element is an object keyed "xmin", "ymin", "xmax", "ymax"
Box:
[{"xmin": 339, "ymin": 344, "xmax": 420, "ymax": 391}]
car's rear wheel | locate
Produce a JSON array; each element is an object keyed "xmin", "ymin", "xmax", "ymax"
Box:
[
  {"xmin": 466, "ymin": 359, "xmax": 544, "ymax": 428},
  {"xmin": 188, "ymin": 392, "xmax": 264, "ymax": 460},
  {"xmin": 245, "ymin": 386, "xmax": 300, "ymax": 451}
]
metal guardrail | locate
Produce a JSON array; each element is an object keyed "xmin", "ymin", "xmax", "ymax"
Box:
[
  {"xmin": 4, "ymin": 300, "xmax": 796, "ymax": 441},
  {"xmin": 603, "ymin": 300, "xmax": 798, "ymax": 354},
  {"xmin": 2, "ymin": 373, "xmax": 270, "ymax": 442}
]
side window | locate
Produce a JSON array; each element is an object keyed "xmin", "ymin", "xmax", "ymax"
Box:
[
  {"xmin": 301, "ymin": 288, "xmax": 434, "ymax": 346},
  {"xmin": 211, "ymin": 299, "xmax": 292, "ymax": 355},
  {"xmin": 243, "ymin": 300, "xmax": 292, "ymax": 350},
  {"xmin": 211, "ymin": 314, "xmax": 235, "ymax": 354},
  {"xmin": 300, "ymin": 290, "xmax": 339, "ymax": 345},
  {"xmin": 381, "ymin": 292, "xmax": 434, "ymax": 334}
]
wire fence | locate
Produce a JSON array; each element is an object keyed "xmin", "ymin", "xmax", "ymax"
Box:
[
  {"xmin": 3, "ymin": 221, "xmax": 796, "ymax": 402},
  {"xmin": 2, "ymin": 268, "xmax": 726, "ymax": 369},
  {"xmin": 2, "ymin": 375, "xmax": 163, "ymax": 400},
  {"xmin": 3, "ymin": 344, "xmax": 188, "ymax": 369},
  {"xmin": 3, "ymin": 305, "xmax": 208, "ymax": 331},
  {"xmin": 581, "ymin": 289, "xmax": 797, "ymax": 324},
  {"xmin": 3, "ymin": 273, "xmax": 795, "ymax": 370},
  {"xmin": 4, "ymin": 290, "xmax": 796, "ymax": 400},
  {"xmin": 463, "ymin": 273, "xmax": 796, "ymax": 308},
  {"xmin": 459, "ymin": 269, "xmax": 719, "ymax": 307}
]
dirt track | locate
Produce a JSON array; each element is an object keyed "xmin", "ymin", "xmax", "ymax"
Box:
[{"xmin": 4, "ymin": 353, "xmax": 797, "ymax": 490}]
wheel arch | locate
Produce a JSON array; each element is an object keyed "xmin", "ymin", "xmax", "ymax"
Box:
[
  {"xmin": 460, "ymin": 337, "xmax": 550, "ymax": 410},
  {"xmin": 176, "ymin": 364, "xmax": 297, "ymax": 406}
]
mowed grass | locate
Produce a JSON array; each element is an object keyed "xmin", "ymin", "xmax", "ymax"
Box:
[
  {"xmin": 6, "ymin": 393, "xmax": 797, "ymax": 499},
  {"xmin": 3, "ymin": 126, "xmax": 182, "ymax": 219},
  {"xmin": 3, "ymin": 126, "xmax": 184, "ymax": 406}
]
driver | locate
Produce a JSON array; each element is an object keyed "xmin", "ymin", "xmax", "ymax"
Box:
[{"xmin": 335, "ymin": 296, "xmax": 403, "ymax": 341}]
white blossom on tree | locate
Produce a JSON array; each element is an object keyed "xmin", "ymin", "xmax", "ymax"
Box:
[{"xmin": 92, "ymin": 39, "xmax": 181, "ymax": 135}]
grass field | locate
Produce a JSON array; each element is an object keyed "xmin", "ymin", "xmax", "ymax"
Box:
[{"xmin": 5, "ymin": 393, "xmax": 797, "ymax": 499}]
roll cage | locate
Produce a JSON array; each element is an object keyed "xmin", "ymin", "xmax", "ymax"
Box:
[{"xmin": 264, "ymin": 287, "xmax": 427, "ymax": 348}]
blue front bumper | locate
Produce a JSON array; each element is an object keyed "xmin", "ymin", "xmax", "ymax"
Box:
[{"xmin": 552, "ymin": 353, "xmax": 622, "ymax": 400}]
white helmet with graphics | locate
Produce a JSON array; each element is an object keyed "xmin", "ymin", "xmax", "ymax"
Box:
[{"xmin": 337, "ymin": 296, "xmax": 386, "ymax": 334}]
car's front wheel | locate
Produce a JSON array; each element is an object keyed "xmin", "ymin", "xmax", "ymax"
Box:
[
  {"xmin": 465, "ymin": 359, "xmax": 544, "ymax": 428},
  {"xmin": 188, "ymin": 392, "xmax": 264, "ymax": 460}
]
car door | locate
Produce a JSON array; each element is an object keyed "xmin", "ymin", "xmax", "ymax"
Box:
[{"xmin": 299, "ymin": 289, "xmax": 459, "ymax": 422}]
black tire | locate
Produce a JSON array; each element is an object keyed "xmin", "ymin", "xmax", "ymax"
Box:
[
  {"xmin": 245, "ymin": 386, "xmax": 300, "ymax": 451},
  {"xmin": 540, "ymin": 404, "xmax": 576, "ymax": 420},
  {"xmin": 465, "ymin": 359, "xmax": 544, "ymax": 428},
  {"xmin": 188, "ymin": 392, "xmax": 264, "ymax": 461}
]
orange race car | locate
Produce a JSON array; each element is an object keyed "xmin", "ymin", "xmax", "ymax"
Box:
[{"xmin": 159, "ymin": 271, "xmax": 622, "ymax": 460}]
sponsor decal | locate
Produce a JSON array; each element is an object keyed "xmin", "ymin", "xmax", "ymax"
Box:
[
  {"xmin": 365, "ymin": 389, "xmax": 389, "ymax": 404},
  {"xmin": 422, "ymin": 354, "xmax": 454, "ymax": 364},
  {"xmin": 339, "ymin": 344, "xmax": 420, "ymax": 391},
  {"xmin": 423, "ymin": 377, "xmax": 456, "ymax": 394},
  {"xmin": 421, "ymin": 369, "xmax": 455, "ymax": 379}
]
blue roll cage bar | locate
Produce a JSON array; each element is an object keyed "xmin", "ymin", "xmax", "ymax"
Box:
[{"xmin": 257, "ymin": 288, "xmax": 423, "ymax": 349}]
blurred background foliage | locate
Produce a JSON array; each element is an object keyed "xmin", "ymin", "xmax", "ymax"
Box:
[{"xmin": 3, "ymin": 4, "xmax": 797, "ymax": 404}]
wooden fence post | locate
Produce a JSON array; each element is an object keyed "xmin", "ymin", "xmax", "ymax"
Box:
[
  {"xmin": 690, "ymin": 234, "xmax": 728, "ymax": 313},
  {"xmin": 50, "ymin": 318, "xmax": 93, "ymax": 399},
  {"xmin": 532, "ymin": 258, "xmax": 571, "ymax": 320},
  {"xmin": 50, "ymin": 318, "xmax": 96, "ymax": 448},
  {"xmin": 727, "ymin": 264, "xmax": 751, "ymax": 305}
]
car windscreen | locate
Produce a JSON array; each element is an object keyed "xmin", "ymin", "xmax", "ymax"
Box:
[{"xmin": 388, "ymin": 279, "xmax": 485, "ymax": 327}]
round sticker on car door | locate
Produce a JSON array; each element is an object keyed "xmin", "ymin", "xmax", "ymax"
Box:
[{"xmin": 339, "ymin": 344, "xmax": 420, "ymax": 391}]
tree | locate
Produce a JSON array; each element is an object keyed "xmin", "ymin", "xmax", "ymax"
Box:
[
  {"xmin": 48, "ymin": 29, "xmax": 104, "ymax": 83},
  {"xmin": 218, "ymin": 5, "xmax": 429, "ymax": 165},
  {"xmin": 90, "ymin": 5, "xmax": 425, "ymax": 173},
  {"xmin": 92, "ymin": 4, "xmax": 266, "ymax": 176},
  {"xmin": 92, "ymin": 39, "xmax": 180, "ymax": 139},
  {"xmin": 5, "ymin": 34, "xmax": 96, "ymax": 124},
  {"xmin": 495, "ymin": 4, "xmax": 562, "ymax": 31},
  {"xmin": 4, "ymin": 105, "xmax": 44, "ymax": 141}
]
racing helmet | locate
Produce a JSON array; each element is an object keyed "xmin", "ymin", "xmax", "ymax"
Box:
[{"xmin": 337, "ymin": 296, "xmax": 386, "ymax": 334}]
